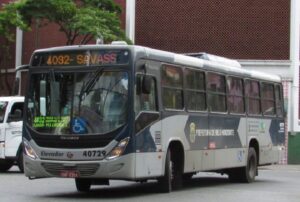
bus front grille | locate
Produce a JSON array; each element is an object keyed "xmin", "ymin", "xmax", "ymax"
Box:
[{"xmin": 41, "ymin": 163, "xmax": 100, "ymax": 177}]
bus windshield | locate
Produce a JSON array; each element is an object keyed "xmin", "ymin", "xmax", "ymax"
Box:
[{"xmin": 26, "ymin": 69, "xmax": 129, "ymax": 135}]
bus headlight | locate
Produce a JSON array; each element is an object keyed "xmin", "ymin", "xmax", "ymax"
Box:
[
  {"xmin": 106, "ymin": 137, "xmax": 129, "ymax": 160},
  {"xmin": 24, "ymin": 141, "xmax": 38, "ymax": 160}
]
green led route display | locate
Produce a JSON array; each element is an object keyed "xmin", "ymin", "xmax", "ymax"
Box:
[{"xmin": 33, "ymin": 116, "xmax": 69, "ymax": 128}]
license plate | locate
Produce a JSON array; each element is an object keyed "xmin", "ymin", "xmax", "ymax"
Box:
[{"xmin": 60, "ymin": 170, "xmax": 80, "ymax": 178}]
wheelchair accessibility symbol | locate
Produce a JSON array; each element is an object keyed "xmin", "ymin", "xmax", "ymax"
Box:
[{"xmin": 72, "ymin": 118, "xmax": 87, "ymax": 134}]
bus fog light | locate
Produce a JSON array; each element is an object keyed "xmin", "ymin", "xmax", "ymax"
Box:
[
  {"xmin": 106, "ymin": 138, "xmax": 129, "ymax": 160},
  {"xmin": 24, "ymin": 141, "xmax": 38, "ymax": 160}
]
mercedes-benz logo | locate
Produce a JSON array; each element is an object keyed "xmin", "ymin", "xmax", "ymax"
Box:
[{"xmin": 67, "ymin": 152, "xmax": 74, "ymax": 159}]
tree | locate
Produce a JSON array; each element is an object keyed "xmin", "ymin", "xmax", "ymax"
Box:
[
  {"xmin": 17, "ymin": 0, "xmax": 130, "ymax": 45},
  {"xmin": 0, "ymin": 1, "xmax": 29, "ymax": 95},
  {"xmin": 0, "ymin": 0, "xmax": 129, "ymax": 95}
]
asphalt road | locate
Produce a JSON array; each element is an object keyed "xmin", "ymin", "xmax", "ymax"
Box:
[{"xmin": 0, "ymin": 165, "xmax": 299, "ymax": 202}]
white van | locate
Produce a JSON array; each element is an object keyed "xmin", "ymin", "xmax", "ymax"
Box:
[{"xmin": 0, "ymin": 96, "xmax": 24, "ymax": 172}]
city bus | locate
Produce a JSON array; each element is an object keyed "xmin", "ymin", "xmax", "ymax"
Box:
[{"xmin": 22, "ymin": 43, "xmax": 285, "ymax": 192}]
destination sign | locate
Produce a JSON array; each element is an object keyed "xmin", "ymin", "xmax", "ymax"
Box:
[{"xmin": 31, "ymin": 50, "xmax": 130, "ymax": 66}]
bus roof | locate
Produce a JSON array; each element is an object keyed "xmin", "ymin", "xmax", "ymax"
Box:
[{"xmin": 32, "ymin": 44, "xmax": 282, "ymax": 83}]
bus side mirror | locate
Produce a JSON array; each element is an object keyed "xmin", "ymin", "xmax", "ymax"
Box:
[{"xmin": 142, "ymin": 76, "xmax": 152, "ymax": 94}]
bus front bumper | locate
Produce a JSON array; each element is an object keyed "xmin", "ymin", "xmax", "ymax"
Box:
[{"xmin": 24, "ymin": 153, "xmax": 136, "ymax": 180}]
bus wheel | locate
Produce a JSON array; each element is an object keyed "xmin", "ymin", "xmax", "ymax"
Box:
[
  {"xmin": 244, "ymin": 147, "xmax": 258, "ymax": 182},
  {"xmin": 158, "ymin": 148, "xmax": 182, "ymax": 192},
  {"xmin": 75, "ymin": 178, "xmax": 91, "ymax": 192},
  {"xmin": 229, "ymin": 147, "xmax": 257, "ymax": 183},
  {"xmin": 0, "ymin": 159, "xmax": 14, "ymax": 172},
  {"xmin": 158, "ymin": 150, "xmax": 172, "ymax": 192},
  {"xmin": 17, "ymin": 149, "xmax": 24, "ymax": 173}
]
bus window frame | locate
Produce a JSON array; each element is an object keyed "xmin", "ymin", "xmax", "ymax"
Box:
[
  {"xmin": 245, "ymin": 79, "xmax": 262, "ymax": 117},
  {"xmin": 206, "ymin": 71, "xmax": 227, "ymax": 114},
  {"xmin": 226, "ymin": 75, "xmax": 246, "ymax": 115},
  {"xmin": 184, "ymin": 67, "xmax": 207, "ymax": 113},
  {"xmin": 261, "ymin": 82, "xmax": 277, "ymax": 117},
  {"xmin": 161, "ymin": 63, "xmax": 185, "ymax": 112},
  {"xmin": 275, "ymin": 84, "xmax": 284, "ymax": 118},
  {"xmin": 135, "ymin": 73, "xmax": 159, "ymax": 115}
]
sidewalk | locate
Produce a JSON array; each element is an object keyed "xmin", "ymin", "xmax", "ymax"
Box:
[{"xmin": 259, "ymin": 164, "xmax": 300, "ymax": 171}]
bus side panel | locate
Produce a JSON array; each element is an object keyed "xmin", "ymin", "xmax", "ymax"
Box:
[
  {"xmin": 208, "ymin": 115, "xmax": 246, "ymax": 169},
  {"xmin": 184, "ymin": 114, "xmax": 208, "ymax": 172},
  {"xmin": 160, "ymin": 114, "xmax": 193, "ymax": 173},
  {"xmin": 135, "ymin": 119, "xmax": 164, "ymax": 178},
  {"xmin": 135, "ymin": 152, "xmax": 164, "ymax": 178},
  {"xmin": 160, "ymin": 114, "xmax": 190, "ymax": 152},
  {"xmin": 183, "ymin": 114, "xmax": 247, "ymax": 171},
  {"xmin": 184, "ymin": 150, "xmax": 203, "ymax": 172},
  {"xmin": 214, "ymin": 148, "xmax": 247, "ymax": 169},
  {"xmin": 269, "ymin": 118, "xmax": 285, "ymax": 146},
  {"xmin": 208, "ymin": 115, "xmax": 244, "ymax": 149},
  {"xmin": 247, "ymin": 118, "xmax": 282, "ymax": 165}
]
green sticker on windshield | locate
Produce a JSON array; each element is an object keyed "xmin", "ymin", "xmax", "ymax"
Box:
[{"xmin": 33, "ymin": 116, "xmax": 70, "ymax": 128}]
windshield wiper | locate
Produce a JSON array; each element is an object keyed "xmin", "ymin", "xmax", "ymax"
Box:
[
  {"xmin": 78, "ymin": 67, "xmax": 104, "ymax": 114},
  {"xmin": 79, "ymin": 67, "xmax": 104, "ymax": 99}
]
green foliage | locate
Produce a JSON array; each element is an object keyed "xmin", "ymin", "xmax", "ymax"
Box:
[
  {"xmin": 15, "ymin": 0, "xmax": 130, "ymax": 45},
  {"xmin": 0, "ymin": 1, "xmax": 29, "ymax": 42},
  {"xmin": 18, "ymin": 0, "xmax": 77, "ymax": 26},
  {"xmin": 0, "ymin": 1, "xmax": 30, "ymax": 95},
  {"xmin": 80, "ymin": 0, "xmax": 122, "ymax": 13}
]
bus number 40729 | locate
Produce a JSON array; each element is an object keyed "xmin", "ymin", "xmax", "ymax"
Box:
[{"xmin": 83, "ymin": 150, "xmax": 106, "ymax": 158}]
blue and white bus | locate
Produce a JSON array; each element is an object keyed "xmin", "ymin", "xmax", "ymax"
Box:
[{"xmin": 22, "ymin": 43, "xmax": 285, "ymax": 192}]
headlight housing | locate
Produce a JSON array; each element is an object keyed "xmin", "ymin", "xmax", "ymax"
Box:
[
  {"xmin": 106, "ymin": 137, "xmax": 129, "ymax": 160},
  {"xmin": 24, "ymin": 140, "xmax": 38, "ymax": 160}
]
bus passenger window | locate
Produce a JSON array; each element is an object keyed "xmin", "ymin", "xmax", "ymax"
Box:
[
  {"xmin": 261, "ymin": 83, "xmax": 275, "ymax": 116},
  {"xmin": 227, "ymin": 77, "xmax": 244, "ymax": 114},
  {"xmin": 185, "ymin": 69, "xmax": 206, "ymax": 111},
  {"xmin": 245, "ymin": 80, "xmax": 261, "ymax": 115},
  {"xmin": 207, "ymin": 73, "xmax": 226, "ymax": 112},
  {"xmin": 161, "ymin": 65, "xmax": 183, "ymax": 110},
  {"xmin": 275, "ymin": 85, "xmax": 284, "ymax": 117}
]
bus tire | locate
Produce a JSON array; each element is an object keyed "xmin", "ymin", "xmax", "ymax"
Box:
[
  {"xmin": 75, "ymin": 178, "xmax": 91, "ymax": 192},
  {"xmin": 0, "ymin": 159, "xmax": 14, "ymax": 172},
  {"xmin": 229, "ymin": 147, "xmax": 257, "ymax": 183},
  {"xmin": 243, "ymin": 147, "xmax": 258, "ymax": 182},
  {"xmin": 158, "ymin": 148, "xmax": 183, "ymax": 192},
  {"xmin": 158, "ymin": 149, "xmax": 172, "ymax": 193}
]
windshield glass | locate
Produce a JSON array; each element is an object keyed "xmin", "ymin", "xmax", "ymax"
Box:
[
  {"xmin": 26, "ymin": 69, "xmax": 129, "ymax": 135},
  {"xmin": 0, "ymin": 101, "xmax": 8, "ymax": 123}
]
